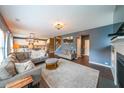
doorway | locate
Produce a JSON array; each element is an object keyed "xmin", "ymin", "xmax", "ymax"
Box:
[
  {"xmin": 76, "ymin": 35, "xmax": 90, "ymax": 59},
  {"xmin": 76, "ymin": 36, "xmax": 81, "ymax": 58},
  {"xmin": 81, "ymin": 35, "xmax": 90, "ymax": 56}
]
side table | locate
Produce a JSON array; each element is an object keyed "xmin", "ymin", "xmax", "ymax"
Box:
[{"xmin": 6, "ymin": 76, "xmax": 33, "ymax": 88}]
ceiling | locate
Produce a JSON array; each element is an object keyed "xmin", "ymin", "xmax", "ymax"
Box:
[{"xmin": 0, "ymin": 5, "xmax": 115, "ymax": 38}]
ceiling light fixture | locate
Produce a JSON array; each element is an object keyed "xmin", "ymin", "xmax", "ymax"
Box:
[
  {"xmin": 54, "ymin": 22, "xmax": 64, "ymax": 30},
  {"xmin": 27, "ymin": 33, "xmax": 35, "ymax": 43}
]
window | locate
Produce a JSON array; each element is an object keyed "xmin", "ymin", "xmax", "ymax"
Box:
[
  {"xmin": 6, "ymin": 32, "xmax": 14, "ymax": 54},
  {"xmin": 10, "ymin": 34, "xmax": 13, "ymax": 53},
  {"xmin": 0, "ymin": 29, "xmax": 13, "ymax": 65},
  {"xmin": 0, "ymin": 29, "xmax": 4, "ymax": 64}
]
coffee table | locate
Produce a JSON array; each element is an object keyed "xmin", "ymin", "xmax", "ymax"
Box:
[
  {"xmin": 46, "ymin": 58, "xmax": 58, "ymax": 70},
  {"xmin": 6, "ymin": 76, "xmax": 33, "ymax": 88}
]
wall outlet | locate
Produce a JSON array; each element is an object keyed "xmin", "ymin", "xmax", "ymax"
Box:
[{"xmin": 105, "ymin": 62, "xmax": 109, "ymax": 65}]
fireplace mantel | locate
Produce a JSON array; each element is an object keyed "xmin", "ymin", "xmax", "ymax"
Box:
[{"xmin": 111, "ymin": 36, "xmax": 124, "ymax": 55}]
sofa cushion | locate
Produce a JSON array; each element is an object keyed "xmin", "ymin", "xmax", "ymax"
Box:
[
  {"xmin": 0, "ymin": 65, "xmax": 12, "ymax": 80},
  {"xmin": 8, "ymin": 54, "xmax": 19, "ymax": 63},
  {"xmin": 0, "ymin": 60, "xmax": 16, "ymax": 81},
  {"xmin": 1, "ymin": 58, "xmax": 17, "ymax": 76},
  {"xmin": 15, "ymin": 52, "xmax": 26, "ymax": 61},
  {"xmin": 31, "ymin": 58, "xmax": 41, "ymax": 63},
  {"xmin": 19, "ymin": 59, "xmax": 30, "ymax": 63},
  {"xmin": 31, "ymin": 57, "xmax": 46, "ymax": 63},
  {"xmin": 31, "ymin": 50, "xmax": 42, "ymax": 59},
  {"xmin": 5, "ymin": 61, "xmax": 17, "ymax": 76},
  {"xmin": 24, "ymin": 52, "xmax": 30, "ymax": 59},
  {"xmin": 8, "ymin": 53, "xmax": 17, "ymax": 60},
  {"xmin": 15, "ymin": 60, "xmax": 35, "ymax": 74},
  {"xmin": 15, "ymin": 52, "xmax": 30, "ymax": 62},
  {"xmin": 41, "ymin": 50, "xmax": 47, "ymax": 56}
]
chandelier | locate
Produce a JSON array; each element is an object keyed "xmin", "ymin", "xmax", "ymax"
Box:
[
  {"xmin": 27, "ymin": 33, "xmax": 35, "ymax": 44},
  {"xmin": 26, "ymin": 33, "xmax": 39, "ymax": 49},
  {"xmin": 54, "ymin": 22, "xmax": 64, "ymax": 30}
]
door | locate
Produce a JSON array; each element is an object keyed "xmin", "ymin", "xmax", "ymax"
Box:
[
  {"xmin": 76, "ymin": 36, "xmax": 81, "ymax": 58},
  {"xmin": 0, "ymin": 29, "xmax": 4, "ymax": 64},
  {"xmin": 84, "ymin": 39, "xmax": 90, "ymax": 56},
  {"xmin": 81, "ymin": 35, "xmax": 90, "ymax": 56}
]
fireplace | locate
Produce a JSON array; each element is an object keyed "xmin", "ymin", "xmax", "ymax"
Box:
[
  {"xmin": 117, "ymin": 52, "xmax": 124, "ymax": 88},
  {"xmin": 109, "ymin": 22, "xmax": 124, "ymax": 87}
]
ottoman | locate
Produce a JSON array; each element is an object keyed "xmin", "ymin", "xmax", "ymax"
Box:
[{"xmin": 45, "ymin": 58, "xmax": 58, "ymax": 70}]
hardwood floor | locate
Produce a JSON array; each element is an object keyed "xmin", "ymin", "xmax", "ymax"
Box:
[
  {"xmin": 74, "ymin": 56, "xmax": 116, "ymax": 88},
  {"xmin": 74, "ymin": 56, "xmax": 113, "ymax": 80}
]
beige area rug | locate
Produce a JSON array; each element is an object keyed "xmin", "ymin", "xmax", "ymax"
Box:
[{"xmin": 41, "ymin": 59, "xmax": 99, "ymax": 88}]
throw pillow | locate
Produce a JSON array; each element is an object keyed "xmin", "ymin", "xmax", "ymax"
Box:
[
  {"xmin": 5, "ymin": 61, "xmax": 17, "ymax": 76},
  {"xmin": 8, "ymin": 53, "xmax": 19, "ymax": 63},
  {"xmin": 15, "ymin": 52, "xmax": 28, "ymax": 62},
  {"xmin": 31, "ymin": 50, "xmax": 42, "ymax": 59},
  {"xmin": 1, "ymin": 58, "xmax": 17, "ymax": 76},
  {"xmin": 15, "ymin": 60, "xmax": 35, "ymax": 74},
  {"xmin": 0, "ymin": 63, "xmax": 13, "ymax": 80},
  {"xmin": 8, "ymin": 56, "xmax": 19, "ymax": 63},
  {"xmin": 24, "ymin": 52, "xmax": 30, "ymax": 59},
  {"xmin": 40, "ymin": 52, "xmax": 46, "ymax": 57},
  {"xmin": 8, "ymin": 53, "xmax": 16, "ymax": 59}
]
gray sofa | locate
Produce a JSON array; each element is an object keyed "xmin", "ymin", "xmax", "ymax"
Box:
[
  {"xmin": 55, "ymin": 47, "xmax": 76, "ymax": 60},
  {"xmin": 0, "ymin": 66, "xmax": 42, "ymax": 88},
  {"xmin": 0, "ymin": 53, "xmax": 42, "ymax": 88},
  {"xmin": 15, "ymin": 52, "xmax": 48, "ymax": 64},
  {"xmin": 30, "ymin": 50, "xmax": 48, "ymax": 64}
]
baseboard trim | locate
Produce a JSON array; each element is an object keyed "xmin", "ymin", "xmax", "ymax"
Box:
[{"xmin": 89, "ymin": 61, "xmax": 111, "ymax": 68}]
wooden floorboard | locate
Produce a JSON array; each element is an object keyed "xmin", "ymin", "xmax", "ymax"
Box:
[{"xmin": 74, "ymin": 56, "xmax": 113, "ymax": 80}]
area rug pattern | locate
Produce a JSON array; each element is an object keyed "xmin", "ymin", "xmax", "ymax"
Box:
[{"xmin": 41, "ymin": 59, "xmax": 99, "ymax": 88}]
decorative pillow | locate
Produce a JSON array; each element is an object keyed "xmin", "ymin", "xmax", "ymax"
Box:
[
  {"xmin": 8, "ymin": 55, "xmax": 19, "ymax": 63},
  {"xmin": 15, "ymin": 60, "xmax": 35, "ymax": 74},
  {"xmin": 5, "ymin": 61, "xmax": 17, "ymax": 76},
  {"xmin": 15, "ymin": 52, "xmax": 26, "ymax": 61},
  {"xmin": 0, "ymin": 64, "xmax": 13, "ymax": 80},
  {"xmin": 41, "ymin": 52, "xmax": 46, "ymax": 57},
  {"xmin": 31, "ymin": 50, "xmax": 43, "ymax": 59},
  {"xmin": 24, "ymin": 52, "xmax": 30, "ymax": 59},
  {"xmin": 8, "ymin": 53, "xmax": 16, "ymax": 59},
  {"xmin": 1, "ymin": 58, "xmax": 17, "ymax": 76}
]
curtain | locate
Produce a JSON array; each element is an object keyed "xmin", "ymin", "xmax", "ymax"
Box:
[
  {"xmin": 3, "ymin": 29, "xmax": 6, "ymax": 59},
  {"xmin": 10, "ymin": 33, "xmax": 14, "ymax": 53},
  {"xmin": 7, "ymin": 32, "xmax": 13, "ymax": 53},
  {"xmin": 4, "ymin": 31, "xmax": 8, "ymax": 58},
  {"xmin": 2, "ymin": 30, "xmax": 13, "ymax": 58},
  {"xmin": 0, "ymin": 15, "xmax": 13, "ymax": 63},
  {"xmin": 0, "ymin": 29, "xmax": 4, "ymax": 63},
  {"xmin": 5, "ymin": 31, "xmax": 13, "ymax": 57}
]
